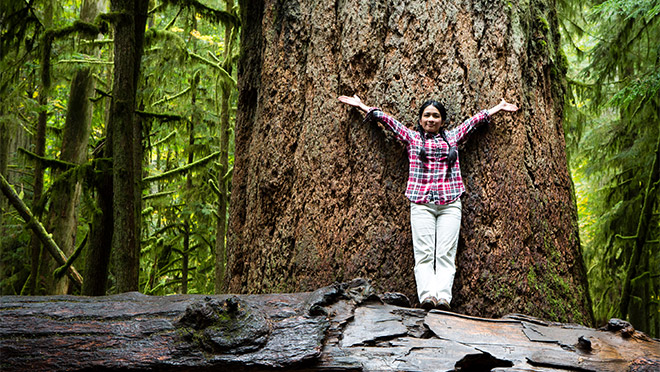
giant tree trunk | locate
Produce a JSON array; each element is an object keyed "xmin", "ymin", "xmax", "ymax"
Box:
[{"xmin": 228, "ymin": 0, "xmax": 592, "ymax": 324}]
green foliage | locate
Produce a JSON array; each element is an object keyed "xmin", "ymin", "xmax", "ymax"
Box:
[
  {"xmin": 138, "ymin": 0, "xmax": 239, "ymax": 295},
  {"xmin": 561, "ymin": 0, "xmax": 659, "ymax": 337},
  {"xmin": 1, "ymin": 0, "xmax": 238, "ymax": 296}
]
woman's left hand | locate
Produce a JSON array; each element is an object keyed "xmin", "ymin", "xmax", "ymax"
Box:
[{"xmin": 488, "ymin": 99, "xmax": 519, "ymax": 115}]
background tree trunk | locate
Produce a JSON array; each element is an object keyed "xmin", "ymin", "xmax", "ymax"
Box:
[
  {"xmin": 83, "ymin": 49, "xmax": 115, "ymax": 295},
  {"xmin": 620, "ymin": 135, "xmax": 660, "ymax": 326},
  {"xmin": 27, "ymin": 0, "xmax": 53, "ymax": 296},
  {"xmin": 228, "ymin": 0, "xmax": 593, "ymax": 324},
  {"xmin": 214, "ymin": 0, "xmax": 236, "ymax": 293},
  {"xmin": 0, "ymin": 110, "xmax": 32, "ymax": 296},
  {"xmin": 42, "ymin": 0, "xmax": 103, "ymax": 294},
  {"xmin": 110, "ymin": 0, "xmax": 148, "ymax": 293},
  {"xmin": 83, "ymin": 77, "xmax": 114, "ymax": 295},
  {"xmin": 0, "ymin": 107, "xmax": 8, "ymax": 243}
]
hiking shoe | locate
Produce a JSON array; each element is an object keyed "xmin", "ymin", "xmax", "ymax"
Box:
[
  {"xmin": 421, "ymin": 296, "xmax": 438, "ymax": 310},
  {"xmin": 436, "ymin": 298, "xmax": 451, "ymax": 311}
]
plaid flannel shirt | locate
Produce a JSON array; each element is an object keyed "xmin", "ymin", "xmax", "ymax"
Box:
[{"xmin": 366, "ymin": 108, "xmax": 491, "ymax": 205}]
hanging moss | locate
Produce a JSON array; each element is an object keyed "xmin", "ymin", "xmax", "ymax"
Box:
[
  {"xmin": 144, "ymin": 29, "xmax": 188, "ymax": 63},
  {"xmin": 160, "ymin": 0, "xmax": 240, "ymax": 29},
  {"xmin": 18, "ymin": 147, "xmax": 76, "ymax": 171},
  {"xmin": 135, "ymin": 110, "xmax": 184, "ymax": 122},
  {"xmin": 41, "ymin": 20, "xmax": 103, "ymax": 90}
]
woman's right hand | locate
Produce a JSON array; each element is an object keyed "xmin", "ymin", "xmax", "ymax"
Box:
[{"xmin": 338, "ymin": 94, "xmax": 370, "ymax": 113}]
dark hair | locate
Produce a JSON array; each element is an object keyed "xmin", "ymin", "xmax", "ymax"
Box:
[
  {"xmin": 418, "ymin": 100, "xmax": 447, "ymax": 123},
  {"xmin": 416, "ymin": 100, "xmax": 457, "ymax": 177}
]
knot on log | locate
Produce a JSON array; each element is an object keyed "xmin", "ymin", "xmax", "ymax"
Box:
[
  {"xmin": 601, "ymin": 318, "xmax": 636, "ymax": 338},
  {"xmin": 177, "ymin": 296, "xmax": 271, "ymax": 354},
  {"xmin": 303, "ymin": 278, "xmax": 383, "ymax": 316},
  {"xmin": 577, "ymin": 335, "xmax": 592, "ymax": 351}
]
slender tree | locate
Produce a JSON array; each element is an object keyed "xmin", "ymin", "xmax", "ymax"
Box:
[
  {"xmin": 215, "ymin": 0, "xmax": 237, "ymax": 294},
  {"xmin": 84, "ymin": 68, "xmax": 114, "ymax": 296},
  {"xmin": 42, "ymin": 0, "xmax": 105, "ymax": 294},
  {"xmin": 1, "ymin": 0, "xmax": 48, "ymax": 295},
  {"xmin": 27, "ymin": 0, "xmax": 53, "ymax": 295},
  {"xmin": 110, "ymin": 0, "xmax": 148, "ymax": 292}
]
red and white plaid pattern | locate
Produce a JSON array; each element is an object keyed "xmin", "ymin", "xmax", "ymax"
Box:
[{"xmin": 366, "ymin": 108, "xmax": 490, "ymax": 205}]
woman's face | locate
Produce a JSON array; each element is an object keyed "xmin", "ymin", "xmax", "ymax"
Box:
[{"xmin": 419, "ymin": 105, "xmax": 444, "ymax": 134}]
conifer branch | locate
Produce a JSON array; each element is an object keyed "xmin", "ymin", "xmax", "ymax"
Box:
[
  {"xmin": 0, "ymin": 174, "xmax": 83, "ymax": 287},
  {"xmin": 153, "ymin": 87, "xmax": 191, "ymax": 106},
  {"xmin": 53, "ymin": 230, "xmax": 89, "ymax": 279},
  {"xmin": 18, "ymin": 148, "xmax": 76, "ymax": 171},
  {"xmin": 136, "ymin": 110, "xmax": 184, "ymax": 122},
  {"xmin": 188, "ymin": 52, "xmax": 236, "ymax": 86},
  {"xmin": 143, "ymin": 191, "xmax": 176, "ymax": 200},
  {"xmin": 143, "ymin": 151, "xmax": 221, "ymax": 183},
  {"xmin": 150, "ymin": 130, "xmax": 177, "ymax": 148}
]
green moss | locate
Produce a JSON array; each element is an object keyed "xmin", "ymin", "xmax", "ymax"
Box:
[
  {"xmin": 533, "ymin": 234, "xmax": 590, "ymax": 325},
  {"xmin": 560, "ymin": 48, "xmax": 569, "ymax": 70},
  {"xmin": 537, "ymin": 16, "xmax": 550, "ymax": 33},
  {"xmin": 527, "ymin": 267, "xmax": 538, "ymax": 289},
  {"xmin": 537, "ymin": 39, "xmax": 547, "ymax": 48}
]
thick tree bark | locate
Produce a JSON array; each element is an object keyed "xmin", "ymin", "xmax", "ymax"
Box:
[
  {"xmin": 0, "ymin": 279, "xmax": 657, "ymax": 372},
  {"xmin": 110, "ymin": 0, "xmax": 148, "ymax": 292},
  {"xmin": 228, "ymin": 0, "xmax": 592, "ymax": 324}
]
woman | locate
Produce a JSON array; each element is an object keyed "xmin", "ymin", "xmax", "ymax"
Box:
[{"xmin": 338, "ymin": 94, "xmax": 518, "ymax": 310}]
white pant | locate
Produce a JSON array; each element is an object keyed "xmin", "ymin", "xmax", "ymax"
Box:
[{"xmin": 410, "ymin": 200, "xmax": 462, "ymax": 303}]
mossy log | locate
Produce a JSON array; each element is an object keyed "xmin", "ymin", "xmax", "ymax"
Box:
[{"xmin": 0, "ymin": 279, "xmax": 658, "ymax": 372}]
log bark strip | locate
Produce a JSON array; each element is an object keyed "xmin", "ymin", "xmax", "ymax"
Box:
[{"xmin": 1, "ymin": 279, "xmax": 657, "ymax": 371}]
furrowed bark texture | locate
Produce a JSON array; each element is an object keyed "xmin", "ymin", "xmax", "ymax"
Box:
[{"xmin": 229, "ymin": 0, "xmax": 592, "ymax": 324}]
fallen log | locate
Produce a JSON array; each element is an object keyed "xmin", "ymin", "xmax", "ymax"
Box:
[{"xmin": 1, "ymin": 279, "xmax": 658, "ymax": 371}]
